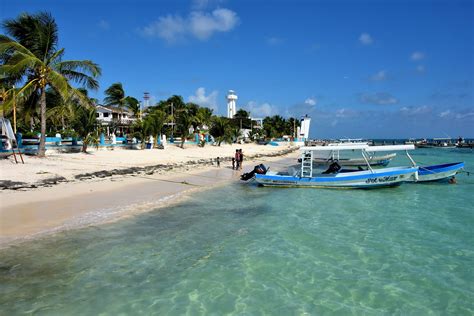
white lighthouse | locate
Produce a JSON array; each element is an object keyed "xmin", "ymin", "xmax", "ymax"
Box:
[{"xmin": 226, "ymin": 90, "xmax": 238, "ymax": 118}]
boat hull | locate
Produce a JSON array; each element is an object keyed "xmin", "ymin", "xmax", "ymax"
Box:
[
  {"xmin": 255, "ymin": 167, "xmax": 418, "ymax": 189},
  {"xmin": 408, "ymin": 162, "xmax": 464, "ymax": 182}
]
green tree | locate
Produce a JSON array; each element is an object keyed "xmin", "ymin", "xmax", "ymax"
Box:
[
  {"xmin": 72, "ymin": 105, "xmax": 99, "ymax": 153},
  {"xmin": 103, "ymin": 83, "xmax": 137, "ymax": 117},
  {"xmin": 1, "ymin": 12, "xmax": 101, "ymax": 157},
  {"xmin": 233, "ymin": 108, "xmax": 251, "ymax": 129},
  {"xmin": 143, "ymin": 109, "xmax": 167, "ymax": 148},
  {"xmin": 210, "ymin": 116, "xmax": 232, "ymax": 146}
]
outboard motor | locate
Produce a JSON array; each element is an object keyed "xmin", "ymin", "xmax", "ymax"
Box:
[
  {"xmin": 241, "ymin": 164, "xmax": 268, "ymax": 181},
  {"xmin": 322, "ymin": 162, "xmax": 341, "ymax": 174}
]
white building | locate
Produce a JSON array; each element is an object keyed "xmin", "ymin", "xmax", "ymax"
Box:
[
  {"xmin": 95, "ymin": 105, "xmax": 135, "ymax": 125},
  {"xmin": 226, "ymin": 90, "xmax": 238, "ymax": 118},
  {"xmin": 297, "ymin": 115, "xmax": 311, "ymax": 140}
]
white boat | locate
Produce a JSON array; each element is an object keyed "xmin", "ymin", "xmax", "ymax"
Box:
[{"xmin": 251, "ymin": 145, "xmax": 418, "ymax": 189}]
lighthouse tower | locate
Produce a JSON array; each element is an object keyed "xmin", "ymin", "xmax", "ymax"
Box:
[{"xmin": 226, "ymin": 90, "xmax": 238, "ymax": 118}]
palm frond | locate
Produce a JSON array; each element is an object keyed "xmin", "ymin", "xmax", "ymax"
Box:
[{"xmin": 0, "ymin": 34, "xmax": 36, "ymax": 56}]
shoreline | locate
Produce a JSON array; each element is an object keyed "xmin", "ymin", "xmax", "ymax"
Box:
[{"xmin": 0, "ymin": 145, "xmax": 299, "ymax": 249}]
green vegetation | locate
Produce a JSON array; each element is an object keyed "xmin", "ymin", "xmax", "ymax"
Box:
[{"xmin": 0, "ymin": 11, "xmax": 302, "ymax": 155}]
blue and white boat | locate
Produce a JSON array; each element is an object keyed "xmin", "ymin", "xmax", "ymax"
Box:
[
  {"xmin": 363, "ymin": 146, "xmax": 465, "ymax": 183},
  {"xmin": 415, "ymin": 162, "xmax": 465, "ymax": 182},
  {"xmin": 253, "ymin": 145, "xmax": 418, "ymax": 189}
]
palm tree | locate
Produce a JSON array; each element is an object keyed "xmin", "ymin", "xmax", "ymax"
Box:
[
  {"xmin": 143, "ymin": 109, "xmax": 167, "ymax": 148},
  {"xmin": 1, "ymin": 12, "xmax": 101, "ymax": 157},
  {"xmin": 194, "ymin": 107, "xmax": 213, "ymax": 131},
  {"xmin": 177, "ymin": 108, "xmax": 194, "ymax": 149},
  {"xmin": 72, "ymin": 105, "xmax": 99, "ymax": 153},
  {"xmin": 210, "ymin": 116, "xmax": 232, "ymax": 146},
  {"xmin": 126, "ymin": 97, "xmax": 140, "ymax": 118}
]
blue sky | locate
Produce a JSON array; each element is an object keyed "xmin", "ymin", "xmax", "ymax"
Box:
[{"xmin": 2, "ymin": 0, "xmax": 473, "ymax": 138}]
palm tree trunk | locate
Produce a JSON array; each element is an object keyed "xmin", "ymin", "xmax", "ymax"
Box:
[{"xmin": 38, "ymin": 87, "xmax": 47, "ymax": 157}]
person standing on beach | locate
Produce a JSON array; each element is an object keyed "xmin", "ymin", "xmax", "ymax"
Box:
[
  {"xmin": 239, "ymin": 149, "xmax": 244, "ymax": 170},
  {"xmin": 232, "ymin": 157, "xmax": 235, "ymax": 170},
  {"xmin": 235, "ymin": 149, "xmax": 240, "ymax": 170},
  {"xmin": 216, "ymin": 157, "xmax": 220, "ymax": 167}
]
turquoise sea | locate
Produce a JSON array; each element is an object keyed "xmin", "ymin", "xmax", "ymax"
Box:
[{"xmin": 1, "ymin": 148, "xmax": 473, "ymax": 315}]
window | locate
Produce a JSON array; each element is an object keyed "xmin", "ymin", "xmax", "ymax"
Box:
[
  {"xmin": 104, "ymin": 113, "xmax": 109, "ymax": 118},
  {"xmin": 96, "ymin": 113, "xmax": 100, "ymax": 117}
]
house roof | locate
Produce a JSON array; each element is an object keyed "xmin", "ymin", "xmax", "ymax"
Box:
[{"xmin": 95, "ymin": 104, "xmax": 133, "ymax": 115}]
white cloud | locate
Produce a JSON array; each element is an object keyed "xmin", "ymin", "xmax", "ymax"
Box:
[
  {"xmin": 411, "ymin": 51, "xmax": 425, "ymax": 61},
  {"xmin": 189, "ymin": 9, "xmax": 239, "ymax": 40},
  {"xmin": 455, "ymin": 112, "xmax": 474, "ymax": 120},
  {"xmin": 188, "ymin": 87, "xmax": 219, "ymax": 112},
  {"xmin": 439, "ymin": 110, "xmax": 451, "ymax": 118},
  {"xmin": 266, "ymin": 36, "xmax": 284, "ymax": 45},
  {"xmin": 359, "ymin": 33, "xmax": 373, "ymax": 45},
  {"xmin": 370, "ymin": 70, "xmax": 387, "ymax": 81},
  {"xmin": 335, "ymin": 108, "xmax": 359, "ymax": 118},
  {"xmin": 304, "ymin": 97, "xmax": 317, "ymax": 106},
  {"xmin": 400, "ymin": 105, "xmax": 431, "ymax": 115},
  {"xmin": 141, "ymin": 8, "xmax": 239, "ymax": 43},
  {"xmin": 98, "ymin": 19, "xmax": 110, "ymax": 30},
  {"xmin": 359, "ymin": 92, "xmax": 398, "ymax": 105},
  {"xmin": 245, "ymin": 101, "xmax": 279, "ymax": 117}
]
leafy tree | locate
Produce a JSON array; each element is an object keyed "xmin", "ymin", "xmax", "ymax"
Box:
[
  {"xmin": 0, "ymin": 12, "xmax": 101, "ymax": 157},
  {"xmin": 72, "ymin": 105, "xmax": 99, "ymax": 153},
  {"xmin": 209, "ymin": 116, "xmax": 232, "ymax": 146},
  {"xmin": 195, "ymin": 107, "xmax": 213, "ymax": 131},
  {"xmin": 176, "ymin": 108, "xmax": 194, "ymax": 149},
  {"xmin": 143, "ymin": 109, "xmax": 167, "ymax": 148},
  {"xmin": 233, "ymin": 108, "xmax": 251, "ymax": 130},
  {"xmin": 126, "ymin": 96, "xmax": 140, "ymax": 118},
  {"xmin": 103, "ymin": 83, "xmax": 137, "ymax": 118}
]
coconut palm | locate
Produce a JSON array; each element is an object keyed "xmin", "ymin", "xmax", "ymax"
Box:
[
  {"xmin": 210, "ymin": 116, "xmax": 232, "ymax": 146},
  {"xmin": 72, "ymin": 105, "xmax": 99, "ymax": 153},
  {"xmin": 0, "ymin": 12, "xmax": 101, "ymax": 157},
  {"xmin": 143, "ymin": 109, "xmax": 167, "ymax": 148},
  {"xmin": 126, "ymin": 97, "xmax": 140, "ymax": 118}
]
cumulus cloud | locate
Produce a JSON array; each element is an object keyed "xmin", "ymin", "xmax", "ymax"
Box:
[
  {"xmin": 359, "ymin": 33, "xmax": 373, "ymax": 45},
  {"xmin": 411, "ymin": 51, "xmax": 425, "ymax": 61},
  {"xmin": 370, "ymin": 70, "xmax": 387, "ymax": 81},
  {"xmin": 188, "ymin": 87, "xmax": 219, "ymax": 112},
  {"xmin": 304, "ymin": 97, "xmax": 317, "ymax": 106},
  {"xmin": 245, "ymin": 101, "xmax": 279, "ymax": 117},
  {"xmin": 359, "ymin": 92, "xmax": 398, "ymax": 105},
  {"xmin": 141, "ymin": 8, "xmax": 239, "ymax": 42}
]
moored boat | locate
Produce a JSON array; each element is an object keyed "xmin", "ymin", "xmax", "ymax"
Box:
[
  {"xmin": 249, "ymin": 144, "xmax": 418, "ymax": 189},
  {"xmin": 408, "ymin": 162, "xmax": 464, "ymax": 182}
]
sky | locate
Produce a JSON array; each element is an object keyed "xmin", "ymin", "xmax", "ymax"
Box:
[{"xmin": 2, "ymin": 0, "xmax": 473, "ymax": 138}]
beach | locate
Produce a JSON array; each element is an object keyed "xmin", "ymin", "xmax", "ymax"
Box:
[{"xmin": 0, "ymin": 143, "xmax": 299, "ymax": 247}]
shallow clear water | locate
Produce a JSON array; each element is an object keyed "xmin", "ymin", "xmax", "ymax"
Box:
[{"xmin": 1, "ymin": 148, "xmax": 473, "ymax": 315}]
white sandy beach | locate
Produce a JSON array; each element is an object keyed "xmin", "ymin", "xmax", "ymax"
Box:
[{"xmin": 0, "ymin": 143, "xmax": 299, "ymax": 247}]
